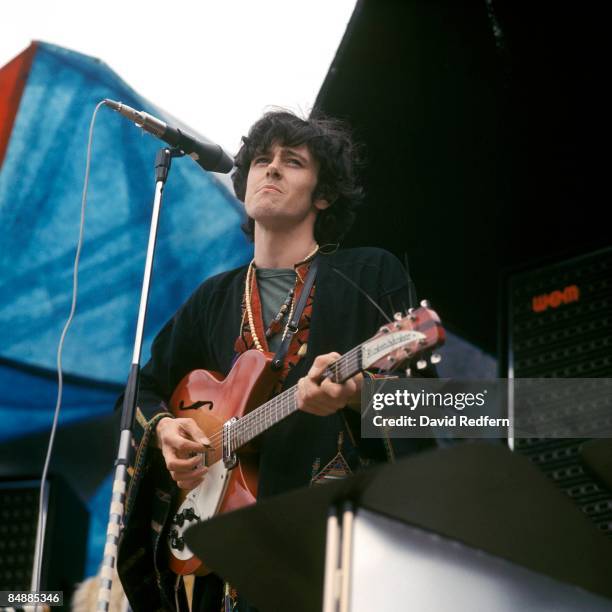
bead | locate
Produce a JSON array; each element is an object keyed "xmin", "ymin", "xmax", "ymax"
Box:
[{"xmin": 243, "ymin": 245, "xmax": 318, "ymax": 353}]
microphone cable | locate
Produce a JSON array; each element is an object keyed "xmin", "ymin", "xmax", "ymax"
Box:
[{"xmin": 31, "ymin": 100, "xmax": 106, "ymax": 600}]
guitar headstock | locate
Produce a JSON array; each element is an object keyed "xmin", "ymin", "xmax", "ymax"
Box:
[{"xmin": 361, "ymin": 300, "xmax": 445, "ymax": 374}]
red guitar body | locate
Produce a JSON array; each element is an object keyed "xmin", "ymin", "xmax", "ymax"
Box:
[
  {"xmin": 164, "ymin": 303, "xmax": 445, "ymax": 576},
  {"xmin": 167, "ymin": 349, "xmax": 278, "ymax": 575}
]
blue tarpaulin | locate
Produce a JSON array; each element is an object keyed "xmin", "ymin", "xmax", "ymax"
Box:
[{"xmin": 0, "ymin": 41, "xmax": 252, "ymax": 576}]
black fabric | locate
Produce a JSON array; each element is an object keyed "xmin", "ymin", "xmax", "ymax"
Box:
[{"xmin": 118, "ymin": 247, "xmax": 436, "ymax": 611}]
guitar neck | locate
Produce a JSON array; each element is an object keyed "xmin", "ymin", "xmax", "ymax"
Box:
[{"xmin": 230, "ymin": 345, "xmax": 363, "ymax": 450}]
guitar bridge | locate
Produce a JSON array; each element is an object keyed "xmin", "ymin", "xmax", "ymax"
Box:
[{"xmin": 223, "ymin": 417, "xmax": 238, "ymax": 469}]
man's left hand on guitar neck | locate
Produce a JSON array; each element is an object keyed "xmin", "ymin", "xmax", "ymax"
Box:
[{"xmin": 296, "ymin": 352, "xmax": 363, "ymax": 416}]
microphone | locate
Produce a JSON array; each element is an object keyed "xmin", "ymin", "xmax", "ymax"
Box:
[{"xmin": 103, "ymin": 99, "xmax": 234, "ymax": 174}]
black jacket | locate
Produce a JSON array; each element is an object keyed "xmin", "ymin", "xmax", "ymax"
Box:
[{"xmin": 118, "ymin": 247, "xmax": 435, "ymax": 611}]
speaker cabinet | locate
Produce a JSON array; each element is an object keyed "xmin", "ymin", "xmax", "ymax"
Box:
[
  {"xmin": 507, "ymin": 247, "xmax": 612, "ymax": 536},
  {"xmin": 0, "ymin": 475, "xmax": 89, "ymax": 609}
]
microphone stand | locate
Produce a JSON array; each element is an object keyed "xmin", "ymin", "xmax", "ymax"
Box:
[{"xmin": 96, "ymin": 146, "xmax": 184, "ymax": 611}]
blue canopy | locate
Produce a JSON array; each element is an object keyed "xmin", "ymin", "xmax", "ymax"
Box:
[{"xmin": 0, "ymin": 41, "xmax": 252, "ymax": 575}]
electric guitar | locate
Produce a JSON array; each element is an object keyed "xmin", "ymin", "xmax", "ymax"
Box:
[{"xmin": 167, "ymin": 302, "xmax": 445, "ymax": 575}]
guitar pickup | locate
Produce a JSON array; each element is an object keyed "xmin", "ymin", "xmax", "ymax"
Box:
[
  {"xmin": 201, "ymin": 448, "xmax": 214, "ymax": 468},
  {"xmin": 190, "ymin": 448, "xmax": 214, "ymax": 468}
]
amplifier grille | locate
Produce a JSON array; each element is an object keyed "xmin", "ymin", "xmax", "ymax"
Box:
[
  {"xmin": 509, "ymin": 248, "xmax": 612, "ymax": 536},
  {"xmin": 0, "ymin": 482, "xmax": 39, "ymax": 590},
  {"xmin": 0, "ymin": 476, "xmax": 89, "ymax": 609}
]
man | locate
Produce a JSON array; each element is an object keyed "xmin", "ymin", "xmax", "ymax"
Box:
[{"xmin": 117, "ymin": 111, "xmax": 433, "ymax": 611}]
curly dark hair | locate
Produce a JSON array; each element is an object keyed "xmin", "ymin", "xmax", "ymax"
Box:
[{"xmin": 232, "ymin": 110, "xmax": 364, "ymax": 245}]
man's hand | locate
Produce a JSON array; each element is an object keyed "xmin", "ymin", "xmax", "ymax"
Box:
[
  {"xmin": 156, "ymin": 417, "xmax": 210, "ymax": 490},
  {"xmin": 297, "ymin": 352, "xmax": 363, "ymax": 416}
]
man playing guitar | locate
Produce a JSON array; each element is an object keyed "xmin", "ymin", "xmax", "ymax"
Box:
[{"xmin": 117, "ymin": 111, "xmax": 436, "ymax": 611}]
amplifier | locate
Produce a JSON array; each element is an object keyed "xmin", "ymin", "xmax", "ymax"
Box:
[
  {"xmin": 0, "ymin": 475, "xmax": 89, "ymax": 610},
  {"xmin": 507, "ymin": 247, "xmax": 612, "ymax": 536}
]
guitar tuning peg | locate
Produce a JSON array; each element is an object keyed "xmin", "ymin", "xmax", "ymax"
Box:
[
  {"xmin": 416, "ymin": 359, "xmax": 428, "ymax": 370},
  {"xmin": 430, "ymin": 353, "xmax": 442, "ymax": 364},
  {"xmin": 393, "ymin": 312, "xmax": 402, "ymax": 321},
  {"xmin": 405, "ymin": 367, "xmax": 412, "ymax": 377},
  {"xmin": 420, "ymin": 299, "xmax": 430, "ymax": 308},
  {"xmin": 408, "ymin": 307, "xmax": 415, "ymax": 314}
]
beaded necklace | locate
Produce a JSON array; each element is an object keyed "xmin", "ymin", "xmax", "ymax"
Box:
[
  {"xmin": 265, "ymin": 285, "xmax": 295, "ymax": 341},
  {"xmin": 244, "ymin": 244, "xmax": 319, "ymax": 353}
]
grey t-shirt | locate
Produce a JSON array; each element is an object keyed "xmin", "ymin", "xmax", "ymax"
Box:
[{"xmin": 255, "ymin": 268, "xmax": 296, "ymax": 352}]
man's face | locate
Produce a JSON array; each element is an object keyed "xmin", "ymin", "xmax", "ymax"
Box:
[{"xmin": 244, "ymin": 141, "xmax": 329, "ymax": 232}]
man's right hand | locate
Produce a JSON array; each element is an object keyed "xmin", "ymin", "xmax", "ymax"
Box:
[{"xmin": 156, "ymin": 417, "xmax": 210, "ymax": 490}]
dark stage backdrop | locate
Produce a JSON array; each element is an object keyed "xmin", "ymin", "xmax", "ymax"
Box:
[{"xmin": 315, "ymin": 0, "xmax": 609, "ymax": 355}]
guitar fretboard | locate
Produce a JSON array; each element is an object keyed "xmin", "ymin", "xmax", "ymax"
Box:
[{"xmin": 229, "ymin": 344, "xmax": 364, "ymax": 450}]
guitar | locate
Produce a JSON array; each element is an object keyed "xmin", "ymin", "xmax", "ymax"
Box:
[{"xmin": 167, "ymin": 302, "xmax": 445, "ymax": 575}]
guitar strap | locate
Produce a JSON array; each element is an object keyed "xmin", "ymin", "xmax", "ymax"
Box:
[{"xmin": 271, "ymin": 254, "xmax": 319, "ymax": 370}]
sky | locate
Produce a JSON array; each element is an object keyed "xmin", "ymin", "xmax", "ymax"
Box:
[{"xmin": 2, "ymin": 0, "xmax": 356, "ymax": 154}]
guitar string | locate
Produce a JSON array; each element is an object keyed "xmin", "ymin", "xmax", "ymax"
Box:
[
  {"xmin": 212, "ymin": 342, "xmax": 362, "ymax": 440},
  {"xmin": 223, "ymin": 342, "xmax": 361, "ymax": 442},
  {"xmin": 202, "ymin": 356, "xmax": 360, "ymax": 451},
  {"xmin": 201, "ymin": 345, "xmax": 364, "ymax": 450},
  {"xmin": 197, "ymin": 323, "xmax": 429, "ymax": 449},
  {"xmin": 232, "ymin": 338, "xmax": 379, "ymax": 438},
  {"xmin": 200, "ymin": 328, "xmax": 423, "ymax": 451}
]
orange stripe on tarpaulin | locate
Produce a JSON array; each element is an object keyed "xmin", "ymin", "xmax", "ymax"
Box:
[{"xmin": 0, "ymin": 42, "xmax": 38, "ymax": 170}]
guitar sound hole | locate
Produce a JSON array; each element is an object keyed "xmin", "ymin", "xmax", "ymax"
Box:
[{"xmin": 178, "ymin": 400, "xmax": 213, "ymax": 411}]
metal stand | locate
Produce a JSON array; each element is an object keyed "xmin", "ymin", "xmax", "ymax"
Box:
[
  {"xmin": 96, "ymin": 147, "xmax": 184, "ymax": 611},
  {"xmin": 322, "ymin": 502, "xmax": 354, "ymax": 612}
]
